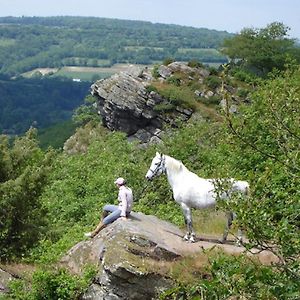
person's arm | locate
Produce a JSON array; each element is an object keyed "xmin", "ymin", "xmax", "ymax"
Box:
[{"xmin": 119, "ymin": 189, "xmax": 127, "ymax": 217}]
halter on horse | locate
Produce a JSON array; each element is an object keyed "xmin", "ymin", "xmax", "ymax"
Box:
[{"xmin": 145, "ymin": 152, "xmax": 250, "ymax": 243}]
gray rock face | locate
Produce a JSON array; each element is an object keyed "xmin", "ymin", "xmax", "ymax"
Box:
[
  {"xmin": 0, "ymin": 268, "xmax": 15, "ymax": 294},
  {"xmin": 91, "ymin": 65, "xmax": 193, "ymax": 143},
  {"xmin": 91, "ymin": 68, "xmax": 161, "ymax": 140}
]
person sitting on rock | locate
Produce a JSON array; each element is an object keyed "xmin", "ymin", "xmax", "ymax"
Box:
[{"xmin": 85, "ymin": 177, "xmax": 133, "ymax": 238}]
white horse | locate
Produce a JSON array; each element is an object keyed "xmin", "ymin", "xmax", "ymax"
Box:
[{"xmin": 145, "ymin": 152, "xmax": 250, "ymax": 243}]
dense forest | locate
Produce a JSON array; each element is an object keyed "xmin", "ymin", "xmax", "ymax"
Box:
[
  {"xmin": 0, "ymin": 21, "xmax": 300, "ymax": 299},
  {"xmin": 0, "ymin": 77, "xmax": 90, "ymax": 135},
  {"xmin": 0, "ymin": 16, "xmax": 230, "ymax": 76}
]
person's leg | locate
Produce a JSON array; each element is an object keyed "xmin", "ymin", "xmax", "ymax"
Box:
[
  {"xmin": 102, "ymin": 204, "xmax": 119, "ymax": 218},
  {"xmin": 85, "ymin": 205, "xmax": 120, "ymax": 238},
  {"xmin": 102, "ymin": 207, "xmax": 121, "ymax": 225}
]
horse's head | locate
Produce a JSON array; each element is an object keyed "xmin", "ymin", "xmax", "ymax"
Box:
[{"xmin": 145, "ymin": 152, "xmax": 166, "ymax": 181}]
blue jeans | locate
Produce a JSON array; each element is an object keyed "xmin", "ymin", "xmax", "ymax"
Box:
[{"xmin": 102, "ymin": 205, "xmax": 130, "ymax": 225}]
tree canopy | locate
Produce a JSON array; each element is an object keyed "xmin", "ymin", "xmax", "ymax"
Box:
[{"xmin": 221, "ymin": 22, "xmax": 300, "ymax": 74}]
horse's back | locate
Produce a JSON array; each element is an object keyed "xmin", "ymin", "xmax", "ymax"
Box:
[{"xmin": 174, "ymin": 171, "xmax": 216, "ymax": 208}]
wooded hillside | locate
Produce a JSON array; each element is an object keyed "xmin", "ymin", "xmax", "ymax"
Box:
[{"xmin": 0, "ymin": 16, "xmax": 230, "ymax": 76}]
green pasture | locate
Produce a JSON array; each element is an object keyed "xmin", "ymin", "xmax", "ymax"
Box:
[
  {"xmin": 61, "ymin": 57, "xmax": 111, "ymax": 67},
  {"xmin": 54, "ymin": 67, "xmax": 114, "ymax": 81},
  {"xmin": 124, "ymin": 46, "xmax": 164, "ymax": 51},
  {"xmin": 0, "ymin": 38, "xmax": 16, "ymax": 47},
  {"xmin": 178, "ymin": 48, "xmax": 221, "ymax": 54},
  {"xmin": 22, "ymin": 64, "xmax": 153, "ymax": 81}
]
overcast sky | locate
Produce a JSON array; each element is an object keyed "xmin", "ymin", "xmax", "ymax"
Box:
[{"xmin": 1, "ymin": 0, "xmax": 299, "ymax": 39}]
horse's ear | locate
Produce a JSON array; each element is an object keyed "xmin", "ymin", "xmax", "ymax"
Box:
[{"xmin": 156, "ymin": 151, "xmax": 160, "ymax": 157}]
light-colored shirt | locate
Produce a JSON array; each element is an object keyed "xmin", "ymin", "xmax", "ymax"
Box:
[{"xmin": 118, "ymin": 185, "xmax": 133, "ymax": 217}]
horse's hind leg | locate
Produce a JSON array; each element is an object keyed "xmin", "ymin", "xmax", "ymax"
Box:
[
  {"xmin": 236, "ymin": 228, "xmax": 243, "ymax": 247},
  {"xmin": 221, "ymin": 211, "xmax": 234, "ymax": 243},
  {"xmin": 181, "ymin": 203, "xmax": 195, "ymax": 242}
]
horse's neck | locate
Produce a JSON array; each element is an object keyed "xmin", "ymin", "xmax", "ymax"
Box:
[{"xmin": 164, "ymin": 156, "xmax": 184, "ymax": 188}]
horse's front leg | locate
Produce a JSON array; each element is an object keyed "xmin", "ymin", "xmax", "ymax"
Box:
[{"xmin": 180, "ymin": 203, "xmax": 195, "ymax": 242}]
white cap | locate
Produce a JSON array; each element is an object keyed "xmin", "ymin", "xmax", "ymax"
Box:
[{"xmin": 114, "ymin": 177, "xmax": 126, "ymax": 185}]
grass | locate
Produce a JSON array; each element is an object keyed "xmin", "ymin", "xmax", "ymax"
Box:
[{"xmin": 192, "ymin": 209, "xmax": 227, "ymax": 236}]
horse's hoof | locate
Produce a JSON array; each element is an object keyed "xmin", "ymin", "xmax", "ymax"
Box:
[
  {"xmin": 183, "ymin": 234, "xmax": 190, "ymax": 241},
  {"xmin": 236, "ymin": 239, "xmax": 243, "ymax": 247},
  {"xmin": 189, "ymin": 237, "xmax": 196, "ymax": 243}
]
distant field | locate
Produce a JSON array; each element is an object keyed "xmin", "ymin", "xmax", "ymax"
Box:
[
  {"xmin": 124, "ymin": 46, "xmax": 164, "ymax": 51},
  {"xmin": 61, "ymin": 57, "xmax": 111, "ymax": 67},
  {"xmin": 54, "ymin": 66, "xmax": 115, "ymax": 81},
  {"xmin": 22, "ymin": 68, "xmax": 58, "ymax": 78},
  {"xmin": 0, "ymin": 38, "xmax": 16, "ymax": 47},
  {"xmin": 21, "ymin": 64, "xmax": 151, "ymax": 81},
  {"xmin": 178, "ymin": 48, "xmax": 221, "ymax": 54}
]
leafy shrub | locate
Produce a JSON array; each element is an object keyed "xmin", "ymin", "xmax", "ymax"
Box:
[
  {"xmin": 163, "ymin": 58, "xmax": 175, "ymax": 66},
  {"xmin": 162, "ymin": 253, "xmax": 300, "ymax": 299},
  {"xmin": 166, "ymin": 75, "xmax": 181, "ymax": 86},
  {"xmin": 155, "ymin": 85, "xmax": 196, "ymax": 110},
  {"xmin": 152, "ymin": 65, "xmax": 160, "ymax": 79},
  {"xmin": 145, "ymin": 84, "xmax": 159, "ymax": 93},
  {"xmin": 153, "ymin": 102, "xmax": 175, "ymax": 112},
  {"xmin": 203, "ymin": 75, "xmax": 221, "ymax": 89},
  {"xmin": 6, "ymin": 266, "xmax": 97, "ymax": 300},
  {"xmin": 187, "ymin": 59, "xmax": 204, "ymax": 68},
  {"xmin": 72, "ymin": 95, "xmax": 99, "ymax": 126},
  {"xmin": 0, "ymin": 128, "xmax": 56, "ymax": 261},
  {"xmin": 208, "ymin": 66, "xmax": 219, "ymax": 75}
]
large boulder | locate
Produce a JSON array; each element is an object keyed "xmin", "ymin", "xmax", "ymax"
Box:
[
  {"xmin": 60, "ymin": 212, "xmax": 278, "ymax": 300},
  {"xmin": 60, "ymin": 212, "xmax": 183, "ymax": 299}
]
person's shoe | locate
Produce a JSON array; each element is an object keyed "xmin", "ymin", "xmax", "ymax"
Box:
[{"xmin": 84, "ymin": 232, "xmax": 92, "ymax": 238}]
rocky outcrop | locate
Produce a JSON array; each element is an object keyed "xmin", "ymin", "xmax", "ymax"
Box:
[
  {"xmin": 0, "ymin": 267, "xmax": 16, "ymax": 295},
  {"xmin": 89, "ymin": 62, "xmax": 250, "ymax": 144},
  {"xmin": 60, "ymin": 212, "xmax": 278, "ymax": 300},
  {"xmin": 61, "ymin": 212, "xmax": 184, "ymax": 299},
  {"xmin": 91, "ymin": 64, "xmax": 193, "ymax": 144}
]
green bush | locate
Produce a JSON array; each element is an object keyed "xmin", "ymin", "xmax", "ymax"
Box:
[
  {"xmin": 187, "ymin": 59, "xmax": 204, "ymax": 68},
  {"xmin": 203, "ymin": 75, "xmax": 221, "ymax": 89},
  {"xmin": 156, "ymin": 85, "xmax": 196, "ymax": 110},
  {"xmin": 145, "ymin": 84, "xmax": 159, "ymax": 93},
  {"xmin": 163, "ymin": 58, "xmax": 175, "ymax": 66},
  {"xmin": 162, "ymin": 253, "xmax": 300, "ymax": 299},
  {"xmin": 166, "ymin": 75, "xmax": 181, "ymax": 86},
  {"xmin": 0, "ymin": 128, "xmax": 56, "ymax": 261},
  {"xmin": 6, "ymin": 266, "xmax": 97, "ymax": 300},
  {"xmin": 152, "ymin": 65, "xmax": 160, "ymax": 79}
]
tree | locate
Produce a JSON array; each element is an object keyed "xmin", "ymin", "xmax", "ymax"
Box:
[
  {"xmin": 221, "ymin": 65, "xmax": 300, "ymax": 278},
  {"xmin": 0, "ymin": 128, "xmax": 55, "ymax": 260},
  {"xmin": 221, "ymin": 22, "xmax": 299, "ymax": 74}
]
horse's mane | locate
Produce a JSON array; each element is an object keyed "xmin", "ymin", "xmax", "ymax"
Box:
[{"xmin": 165, "ymin": 155, "xmax": 187, "ymax": 173}]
